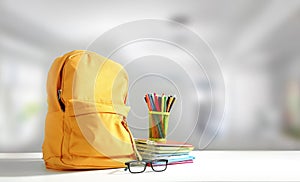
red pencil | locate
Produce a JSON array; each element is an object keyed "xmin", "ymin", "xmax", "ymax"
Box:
[{"xmin": 145, "ymin": 94, "xmax": 152, "ymax": 111}]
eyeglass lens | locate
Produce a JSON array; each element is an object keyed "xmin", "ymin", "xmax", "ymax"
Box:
[
  {"xmin": 151, "ymin": 160, "xmax": 167, "ymax": 172},
  {"xmin": 128, "ymin": 161, "xmax": 147, "ymax": 173}
]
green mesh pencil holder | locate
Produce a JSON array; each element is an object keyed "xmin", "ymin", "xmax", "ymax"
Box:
[{"xmin": 148, "ymin": 111, "xmax": 170, "ymax": 142}]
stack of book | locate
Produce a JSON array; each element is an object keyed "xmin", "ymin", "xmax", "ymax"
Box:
[{"xmin": 135, "ymin": 138, "xmax": 195, "ymax": 165}]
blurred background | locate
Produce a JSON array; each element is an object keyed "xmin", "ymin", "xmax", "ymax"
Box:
[{"xmin": 0, "ymin": 0, "xmax": 300, "ymax": 152}]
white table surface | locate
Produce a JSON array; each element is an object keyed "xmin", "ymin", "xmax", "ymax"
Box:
[{"xmin": 0, "ymin": 151, "xmax": 300, "ymax": 182}]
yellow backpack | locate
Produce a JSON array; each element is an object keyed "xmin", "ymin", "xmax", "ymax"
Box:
[{"xmin": 42, "ymin": 50, "xmax": 140, "ymax": 170}]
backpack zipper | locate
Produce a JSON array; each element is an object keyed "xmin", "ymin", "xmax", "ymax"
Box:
[
  {"xmin": 58, "ymin": 89, "xmax": 65, "ymax": 112},
  {"xmin": 121, "ymin": 119, "xmax": 142, "ymax": 161}
]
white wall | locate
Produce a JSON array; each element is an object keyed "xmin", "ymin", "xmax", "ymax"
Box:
[{"xmin": 1, "ymin": 0, "xmax": 300, "ymax": 152}]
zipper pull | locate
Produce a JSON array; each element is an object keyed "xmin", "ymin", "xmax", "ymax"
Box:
[{"xmin": 58, "ymin": 89, "xmax": 62, "ymax": 100}]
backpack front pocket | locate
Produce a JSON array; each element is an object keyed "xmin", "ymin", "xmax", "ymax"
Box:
[{"xmin": 65, "ymin": 100, "xmax": 135, "ymax": 158}]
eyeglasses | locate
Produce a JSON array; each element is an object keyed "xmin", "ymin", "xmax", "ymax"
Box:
[{"xmin": 124, "ymin": 159, "xmax": 168, "ymax": 173}]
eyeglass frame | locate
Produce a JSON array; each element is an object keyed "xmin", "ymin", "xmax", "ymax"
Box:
[{"xmin": 124, "ymin": 159, "xmax": 168, "ymax": 173}]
